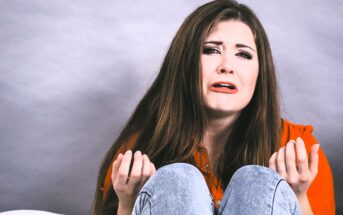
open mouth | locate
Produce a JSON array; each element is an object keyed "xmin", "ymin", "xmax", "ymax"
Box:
[
  {"xmin": 212, "ymin": 83, "xmax": 236, "ymax": 90},
  {"xmin": 210, "ymin": 82, "xmax": 238, "ymax": 94}
]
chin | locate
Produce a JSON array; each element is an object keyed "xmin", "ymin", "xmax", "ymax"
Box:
[{"xmin": 205, "ymin": 106, "xmax": 241, "ymax": 117}]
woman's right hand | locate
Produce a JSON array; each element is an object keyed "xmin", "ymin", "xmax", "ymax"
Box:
[{"xmin": 111, "ymin": 150, "xmax": 156, "ymax": 214}]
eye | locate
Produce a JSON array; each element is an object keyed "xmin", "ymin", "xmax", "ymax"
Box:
[
  {"xmin": 203, "ymin": 47, "xmax": 221, "ymax": 55},
  {"xmin": 236, "ymin": 51, "xmax": 252, "ymax": 60}
]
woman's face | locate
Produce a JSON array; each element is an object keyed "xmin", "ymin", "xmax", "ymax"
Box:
[{"xmin": 201, "ymin": 20, "xmax": 259, "ymax": 117}]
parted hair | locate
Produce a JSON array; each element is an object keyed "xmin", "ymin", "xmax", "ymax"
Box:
[{"xmin": 92, "ymin": 0, "xmax": 281, "ymax": 214}]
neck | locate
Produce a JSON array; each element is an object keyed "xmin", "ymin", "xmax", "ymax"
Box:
[{"xmin": 202, "ymin": 109, "xmax": 241, "ymax": 162}]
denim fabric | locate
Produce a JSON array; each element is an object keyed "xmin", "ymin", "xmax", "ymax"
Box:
[
  {"xmin": 218, "ymin": 165, "xmax": 302, "ymax": 215},
  {"xmin": 132, "ymin": 163, "xmax": 214, "ymax": 215},
  {"xmin": 132, "ymin": 163, "xmax": 302, "ymax": 215}
]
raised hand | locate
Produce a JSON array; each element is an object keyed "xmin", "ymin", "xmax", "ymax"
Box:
[
  {"xmin": 269, "ymin": 137, "xmax": 320, "ymax": 196},
  {"xmin": 111, "ymin": 150, "xmax": 156, "ymax": 214},
  {"xmin": 269, "ymin": 137, "xmax": 320, "ymax": 214}
]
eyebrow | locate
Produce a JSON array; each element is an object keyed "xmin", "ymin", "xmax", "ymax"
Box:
[{"xmin": 204, "ymin": 41, "xmax": 256, "ymax": 52}]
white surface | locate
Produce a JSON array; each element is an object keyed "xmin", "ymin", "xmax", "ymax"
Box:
[{"xmin": 0, "ymin": 210, "xmax": 62, "ymax": 215}]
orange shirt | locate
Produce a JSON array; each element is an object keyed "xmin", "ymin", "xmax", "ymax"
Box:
[{"xmin": 102, "ymin": 119, "xmax": 335, "ymax": 214}]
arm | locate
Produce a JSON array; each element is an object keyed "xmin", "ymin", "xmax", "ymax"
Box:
[
  {"xmin": 112, "ymin": 150, "xmax": 156, "ymax": 215},
  {"xmin": 296, "ymin": 194, "xmax": 313, "ymax": 215},
  {"xmin": 117, "ymin": 203, "xmax": 132, "ymax": 215}
]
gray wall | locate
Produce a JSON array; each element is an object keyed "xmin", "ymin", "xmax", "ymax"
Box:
[{"xmin": 1, "ymin": 0, "xmax": 342, "ymax": 214}]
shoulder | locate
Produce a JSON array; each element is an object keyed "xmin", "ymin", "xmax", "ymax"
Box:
[{"xmin": 280, "ymin": 118, "xmax": 318, "ymax": 148}]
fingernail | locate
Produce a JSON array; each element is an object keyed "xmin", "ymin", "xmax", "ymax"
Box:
[
  {"xmin": 288, "ymin": 140, "xmax": 295, "ymax": 145},
  {"xmin": 297, "ymin": 137, "xmax": 305, "ymax": 144},
  {"xmin": 135, "ymin": 151, "xmax": 142, "ymax": 156},
  {"xmin": 125, "ymin": 150, "xmax": 132, "ymax": 156}
]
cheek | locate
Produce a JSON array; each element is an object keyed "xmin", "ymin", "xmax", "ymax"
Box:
[
  {"xmin": 248, "ymin": 73, "xmax": 258, "ymax": 96},
  {"xmin": 200, "ymin": 57, "xmax": 213, "ymax": 91},
  {"xmin": 242, "ymin": 68, "xmax": 259, "ymax": 98}
]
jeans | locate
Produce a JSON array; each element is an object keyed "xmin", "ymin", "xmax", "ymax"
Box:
[{"xmin": 132, "ymin": 163, "xmax": 302, "ymax": 215}]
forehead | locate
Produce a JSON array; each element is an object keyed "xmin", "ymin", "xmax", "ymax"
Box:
[{"xmin": 206, "ymin": 20, "xmax": 256, "ymax": 47}]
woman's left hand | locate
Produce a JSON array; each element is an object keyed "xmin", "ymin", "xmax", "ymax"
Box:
[{"xmin": 268, "ymin": 137, "xmax": 320, "ymax": 196}]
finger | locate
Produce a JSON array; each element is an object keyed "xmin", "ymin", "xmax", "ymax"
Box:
[
  {"xmin": 128, "ymin": 151, "xmax": 143, "ymax": 186},
  {"xmin": 276, "ymin": 146, "xmax": 287, "ymax": 178},
  {"xmin": 295, "ymin": 137, "xmax": 309, "ymax": 174},
  {"xmin": 138, "ymin": 154, "xmax": 152, "ymax": 188},
  {"xmin": 142, "ymin": 154, "xmax": 151, "ymax": 178},
  {"xmin": 150, "ymin": 162, "xmax": 156, "ymax": 174},
  {"xmin": 309, "ymin": 144, "xmax": 320, "ymax": 177},
  {"xmin": 112, "ymin": 153, "xmax": 123, "ymax": 184},
  {"xmin": 269, "ymin": 152, "xmax": 277, "ymax": 171},
  {"xmin": 117, "ymin": 150, "xmax": 132, "ymax": 185},
  {"xmin": 285, "ymin": 140, "xmax": 298, "ymax": 180}
]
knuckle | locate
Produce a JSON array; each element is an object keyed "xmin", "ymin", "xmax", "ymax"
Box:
[
  {"xmin": 287, "ymin": 177, "xmax": 297, "ymax": 184},
  {"xmin": 142, "ymin": 171, "xmax": 150, "ymax": 178},
  {"xmin": 118, "ymin": 172, "xmax": 128, "ymax": 179},
  {"xmin": 130, "ymin": 173, "xmax": 141, "ymax": 180},
  {"xmin": 285, "ymin": 154, "xmax": 294, "ymax": 160},
  {"xmin": 287, "ymin": 173, "xmax": 298, "ymax": 183},
  {"xmin": 299, "ymin": 172, "xmax": 310, "ymax": 182},
  {"xmin": 297, "ymin": 156, "xmax": 307, "ymax": 163},
  {"xmin": 130, "ymin": 172, "xmax": 142, "ymax": 182},
  {"xmin": 277, "ymin": 156, "xmax": 284, "ymax": 163}
]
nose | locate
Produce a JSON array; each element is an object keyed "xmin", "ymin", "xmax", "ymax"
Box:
[{"xmin": 217, "ymin": 54, "xmax": 234, "ymax": 74}]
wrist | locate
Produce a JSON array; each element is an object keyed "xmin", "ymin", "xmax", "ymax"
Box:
[
  {"xmin": 117, "ymin": 203, "xmax": 133, "ymax": 215},
  {"xmin": 296, "ymin": 192, "xmax": 308, "ymax": 201},
  {"xmin": 295, "ymin": 193, "xmax": 314, "ymax": 215}
]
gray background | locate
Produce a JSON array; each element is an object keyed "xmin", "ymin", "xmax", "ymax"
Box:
[{"xmin": 0, "ymin": 0, "xmax": 342, "ymax": 214}]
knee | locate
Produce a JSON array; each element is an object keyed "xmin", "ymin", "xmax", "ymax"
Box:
[
  {"xmin": 134, "ymin": 163, "xmax": 214, "ymax": 214},
  {"xmin": 220, "ymin": 165, "xmax": 283, "ymax": 212},
  {"xmin": 219, "ymin": 166, "xmax": 299, "ymax": 214},
  {"xmin": 141, "ymin": 163, "xmax": 206, "ymax": 193},
  {"xmin": 231, "ymin": 165, "xmax": 282, "ymax": 186},
  {"xmin": 154, "ymin": 163, "xmax": 204, "ymax": 185},
  {"xmin": 225, "ymin": 165, "xmax": 283, "ymax": 195}
]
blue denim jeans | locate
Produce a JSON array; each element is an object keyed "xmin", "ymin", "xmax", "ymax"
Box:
[{"xmin": 132, "ymin": 163, "xmax": 302, "ymax": 215}]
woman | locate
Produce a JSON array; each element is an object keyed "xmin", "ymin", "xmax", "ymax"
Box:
[{"xmin": 92, "ymin": 0, "xmax": 335, "ymax": 214}]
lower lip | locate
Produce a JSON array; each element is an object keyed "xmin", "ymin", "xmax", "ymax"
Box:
[{"xmin": 209, "ymin": 86, "xmax": 238, "ymax": 94}]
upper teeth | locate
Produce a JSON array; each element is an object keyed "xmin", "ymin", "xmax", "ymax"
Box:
[
  {"xmin": 218, "ymin": 84, "xmax": 230, "ymax": 87},
  {"xmin": 214, "ymin": 83, "xmax": 235, "ymax": 89}
]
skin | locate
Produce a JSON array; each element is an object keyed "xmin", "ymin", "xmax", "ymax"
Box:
[
  {"xmin": 269, "ymin": 137, "xmax": 320, "ymax": 215},
  {"xmin": 112, "ymin": 150, "xmax": 155, "ymax": 215},
  {"xmin": 111, "ymin": 20, "xmax": 319, "ymax": 215},
  {"xmin": 200, "ymin": 20, "xmax": 259, "ymax": 161}
]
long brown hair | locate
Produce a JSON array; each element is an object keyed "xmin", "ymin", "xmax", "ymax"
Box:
[{"xmin": 92, "ymin": 0, "xmax": 281, "ymax": 214}]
